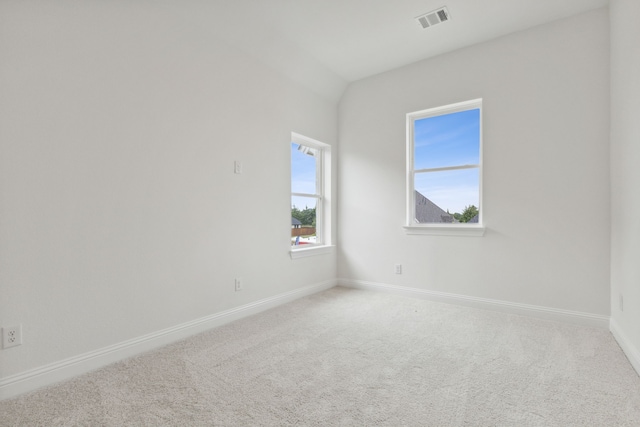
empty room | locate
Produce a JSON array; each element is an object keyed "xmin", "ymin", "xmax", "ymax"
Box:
[{"xmin": 1, "ymin": 0, "xmax": 639, "ymax": 425}]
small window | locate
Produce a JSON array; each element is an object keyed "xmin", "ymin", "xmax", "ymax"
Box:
[
  {"xmin": 291, "ymin": 133, "xmax": 331, "ymax": 252},
  {"xmin": 405, "ymin": 99, "xmax": 484, "ymax": 236}
]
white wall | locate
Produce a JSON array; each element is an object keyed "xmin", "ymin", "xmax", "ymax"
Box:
[
  {"xmin": 338, "ymin": 9, "xmax": 610, "ymax": 316},
  {"xmin": 0, "ymin": 1, "xmax": 339, "ymax": 386},
  {"xmin": 610, "ymin": 0, "xmax": 640, "ymax": 373}
]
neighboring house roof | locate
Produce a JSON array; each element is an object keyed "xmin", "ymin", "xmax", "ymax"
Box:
[
  {"xmin": 415, "ymin": 190, "xmax": 454, "ymax": 224},
  {"xmin": 292, "ymin": 217, "xmax": 302, "ymax": 226},
  {"xmin": 468, "ymin": 214, "xmax": 479, "ymax": 223}
]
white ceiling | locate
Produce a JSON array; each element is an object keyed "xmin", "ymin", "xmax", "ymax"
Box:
[
  {"xmin": 170, "ymin": 0, "xmax": 608, "ymax": 100},
  {"xmin": 213, "ymin": 0, "xmax": 608, "ymax": 82}
]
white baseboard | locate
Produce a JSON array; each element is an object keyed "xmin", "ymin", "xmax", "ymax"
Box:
[
  {"xmin": 339, "ymin": 279, "xmax": 610, "ymax": 329},
  {"xmin": 610, "ymin": 318, "xmax": 640, "ymax": 377},
  {"xmin": 0, "ymin": 279, "xmax": 337, "ymax": 401}
]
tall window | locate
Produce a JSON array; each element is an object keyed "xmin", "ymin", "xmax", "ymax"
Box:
[
  {"xmin": 291, "ymin": 133, "xmax": 330, "ymax": 249},
  {"xmin": 406, "ymin": 99, "xmax": 483, "ymax": 235}
]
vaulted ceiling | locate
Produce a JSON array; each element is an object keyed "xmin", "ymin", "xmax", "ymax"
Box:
[{"xmin": 173, "ymin": 0, "xmax": 609, "ymax": 100}]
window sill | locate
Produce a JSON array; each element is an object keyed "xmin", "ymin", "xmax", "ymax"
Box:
[
  {"xmin": 403, "ymin": 225, "xmax": 486, "ymax": 237},
  {"xmin": 290, "ymin": 245, "xmax": 335, "ymax": 259}
]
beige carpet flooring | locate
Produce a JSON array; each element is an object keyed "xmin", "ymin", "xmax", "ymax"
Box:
[{"xmin": 1, "ymin": 287, "xmax": 640, "ymax": 426}]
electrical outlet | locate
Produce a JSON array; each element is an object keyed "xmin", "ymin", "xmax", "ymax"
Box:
[
  {"xmin": 620, "ymin": 294, "xmax": 624, "ymax": 312},
  {"xmin": 234, "ymin": 160, "xmax": 242, "ymax": 174},
  {"xmin": 235, "ymin": 278, "xmax": 243, "ymax": 292},
  {"xmin": 2, "ymin": 324, "xmax": 22, "ymax": 349},
  {"xmin": 395, "ymin": 264, "xmax": 402, "ymax": 274}
]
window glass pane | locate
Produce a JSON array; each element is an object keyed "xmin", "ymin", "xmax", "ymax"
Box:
[
  {"xmin": 414, "ymin": 108, "xmax": 480, "ymax": 170},
  {"xmin": 414, "ymin": 169, "xmax": 479, "ymax": 223},
  {"xmin": 291, "ymin": 197, "xmax": 317, "ymax": 245},
  {"xmin": 291, "ymin": 143, "xmax": 317, "ymax": 194}
]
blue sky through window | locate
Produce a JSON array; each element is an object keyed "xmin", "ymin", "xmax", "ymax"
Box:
[
  {"xmin": 414, "ymin": 108, "xmax": 480, "ymax": 215},
  {"xmin": 291, "ymin": 143, "xmax": 317, "ymax": 210},
  {"xmin": 415, "ymin": 169, "xmax": 479, "ymax": 214},
  {"xmin": 414, "ymin": 108, "xmax": 480, "ymax": 170}
]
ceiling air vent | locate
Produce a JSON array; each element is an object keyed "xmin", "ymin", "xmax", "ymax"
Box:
[{"xmin": 416, "ymin": 7, "xmax": 450, "ymax": 29}]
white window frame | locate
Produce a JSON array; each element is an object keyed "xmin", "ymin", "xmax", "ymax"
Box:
[
  {"xmin": 404, "ymin": 99, "xmax": 485, "ymax": 237},
  {"xmin": 290, "ymin": 132, "xmax": 333, "ymax": 259}
]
